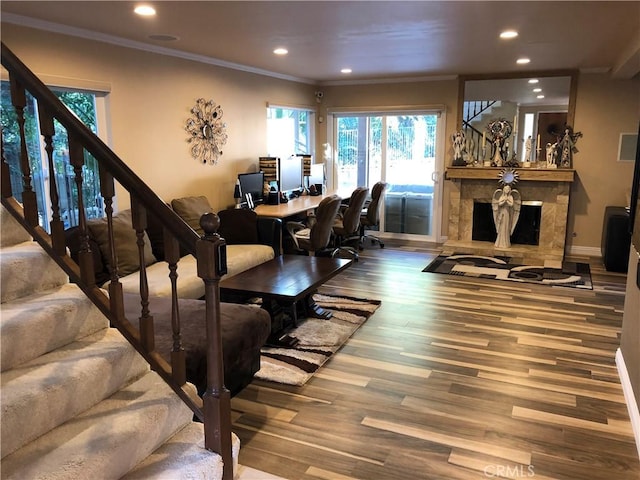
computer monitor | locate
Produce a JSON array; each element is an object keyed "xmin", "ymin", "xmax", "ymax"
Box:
[
  {"xmin": 238, "ymin": 172, "xmax": 265, "ymax": 206},
  {"xmin": 279, "ymin": 156, "xmax": 303, "ymax": 194}
]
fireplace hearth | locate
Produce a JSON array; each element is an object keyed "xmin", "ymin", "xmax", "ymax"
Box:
[
  {"xmin": 444, "ymin": 167, "xmax": 575, "ymax": 265},
  {"xmin": 472, "ymin": 201, "xmax": 542, "ymax": 246}
]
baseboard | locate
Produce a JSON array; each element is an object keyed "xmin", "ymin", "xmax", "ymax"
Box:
[
  {"xmin": 567, "ymin": 245, "xmax": 601, "ymax": 258},
  {"xmin": 615, "ymin": 348, "xmax": 640, "ymax": 460}
]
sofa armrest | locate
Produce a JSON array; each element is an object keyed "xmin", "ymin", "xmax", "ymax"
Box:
[{"xmin": 257, "ymin": 217, "xmax": 282, "ymax": 257}]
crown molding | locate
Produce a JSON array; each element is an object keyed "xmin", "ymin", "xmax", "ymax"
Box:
[
  {"xmin": 319, "ymin": 74, "xmax": 458, "ymax": 87},
  {"xmin": 2, "ymin": 13, "xmax": 317, "ymax": 85}
]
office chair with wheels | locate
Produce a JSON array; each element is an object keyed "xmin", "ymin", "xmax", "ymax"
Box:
[
  {"xmin": 331, "ymin": 186, "xmax": 369, "ymax": 260},
  {"xmin": 359, "ymin": 181, "xmax": 387, "ymax": 249},
  {"xmin": 286, "ymin": 194, "xmax": 342, "ymax": 256}
]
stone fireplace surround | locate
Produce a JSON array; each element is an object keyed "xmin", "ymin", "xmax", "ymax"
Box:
[{"xmin": 443, "ymin": 167, "xmax": 575, "ymax": 267}]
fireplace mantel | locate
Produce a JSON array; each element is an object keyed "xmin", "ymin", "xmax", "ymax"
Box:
[
  {"xmin": 446, "ymin": 167, "xmax": 575, "ymax": 183},
  {"xmin": 444, "ymin": 167, "xmax": 575, "ymax": 265}
]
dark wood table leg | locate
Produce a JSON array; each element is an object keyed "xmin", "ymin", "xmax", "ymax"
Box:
[
  {"xmin": 261, "ymin": 298, "xmax": 299, "ymax": 348},
  {"xmin": 302, "ymin": 293, "xmax": 333, "ymax": 320}
]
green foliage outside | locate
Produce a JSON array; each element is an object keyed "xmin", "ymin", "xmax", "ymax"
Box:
[{"xmin": 1, "ymin": 82, "xmax": 103, "ymax": 228}]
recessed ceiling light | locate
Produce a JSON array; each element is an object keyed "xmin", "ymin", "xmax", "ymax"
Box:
[
  {"xmin": 536, "ymin": 95, "xmax": 545, "ymax": 99},
  {"xmin": 528, "ymin": 79, "xmax": 539, "ymax": 84},
  {"xmin": 341, "ymin": 68, "xmax": 352, "ymax": 74},
  {"xmin": 500, "ymin": 30, "xmax": 518, "ymax": 39},
  {"xmin": 134, "ymin": 5, "xmax": 156, "ymax": 16},
  {"xmin": 533, "ymin": 88, "xmax": 542, "ymax": 93},
  {"xmin": 516, "ymin": 58, "xmax": 531, "ymax": 65},
  {"xmin": 273, "ymin": 48, "xmax": 288, "ymax": 55}
]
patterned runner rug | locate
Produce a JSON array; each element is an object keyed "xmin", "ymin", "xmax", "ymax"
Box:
[
  {"xmin": 423, "ymin": 253, "xmax": 593, "ymax": 289},
  {"xmin": 254, "ymin": 294, "xmax": 381, "ymax": 386}
]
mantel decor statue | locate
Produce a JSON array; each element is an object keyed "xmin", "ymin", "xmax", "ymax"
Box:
[
  {"xmin": 557, "ymin": 126, "xmax": 582, "ymax": 168},
  {"xmin": 185, "ymin": 98, "xmax": 228, "ymax": 164},
  {"xmin": 451, "ymin": 130, "xmax": 467, "ymax": 166},
  {"xmin": 545, "ymin": 124, "xmax": 583, "ymax": 169},
  {"xmin": 486, "ymin": 118, "xmax": 513, "ymax": 167},
  {"xmin": 492, "ymin": 168, "xmax": 521, "ymax": 249}
]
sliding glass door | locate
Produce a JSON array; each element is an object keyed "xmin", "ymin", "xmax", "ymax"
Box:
[{"xmin": 333, "ymin": 111, "xmax": 442, "ymax": 241}]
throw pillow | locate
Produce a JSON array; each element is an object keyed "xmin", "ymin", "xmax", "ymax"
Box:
[
  {"xmin": 88, "ymin": 209, "xmax": 156, "ymax": 277},
  {"xmin": 145, "ymin": 203, "xmax": 189, "ymax": 261},
  {"xmin": 171, "ymin": 196, "xmax": 214, "ymax": 236},
  {"xmin": 217, "ymin": 209, "xmax": 259, "ymax": 245}
]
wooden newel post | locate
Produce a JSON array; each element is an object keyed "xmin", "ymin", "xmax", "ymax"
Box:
[{"xmin": 196, "ymin": 212, "xmax": 233, "ymax": 480}]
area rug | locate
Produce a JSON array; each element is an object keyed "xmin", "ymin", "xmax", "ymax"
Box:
[
  {"xmin": 254, "ymin": 294, "xmax": 381, "ymax": 386},
  {"xmin": 423, "ymin": 254, "xmax": 593, "ymax": 290}
]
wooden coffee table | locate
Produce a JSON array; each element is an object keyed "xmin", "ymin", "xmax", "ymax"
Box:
[{"xmin": 220, "ymin": 255, "xmax": 352, "ymax": 346}]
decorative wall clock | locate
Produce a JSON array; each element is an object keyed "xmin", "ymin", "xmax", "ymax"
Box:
[{"xmin": 185, "ymin": 98, "xmax": 228, "ymax": 164}]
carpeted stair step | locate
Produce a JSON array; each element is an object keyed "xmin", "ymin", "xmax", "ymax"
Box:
[
  {"xmin": 1, "ymin": 283, "xmax": 109, "ymax": 371},
  {"xmin": 1, "ymin": 370, "xmax": 196, "ymax": 480},
  {"xmin": 122, "ymin": 423, "xmax": 241, "ymax": 479},
  {"xmin": 1, "ymin": 327, "xmax": 150, "ymax": 458},
  {"xmin": 0, "ymin": 205, "xmax": 32, "ymax": 247},
  {"xmin": 0, "ymin": 241, "xmax": 69, "ymax": 303}
]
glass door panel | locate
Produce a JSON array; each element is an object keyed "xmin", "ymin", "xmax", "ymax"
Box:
[
  {"xmin": 384, "ymin": 115, "xmax": 437, "ymax": 236},
  {"xmin": 334, "ymin": 113, "xmax": 439, "ymax": 241}
]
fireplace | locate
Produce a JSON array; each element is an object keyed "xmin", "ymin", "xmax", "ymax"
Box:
[
  {"xmin": 472, "ymin": 201, "xmax": 542, "ymax": 245},
  {"xmin": 443, "ymin": 167, "xmax": 575, "ymax": 265}
]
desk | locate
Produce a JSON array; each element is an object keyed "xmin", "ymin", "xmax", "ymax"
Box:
[{"xmin": 254, "ymin": 192, "xmax": 339, "ymax": 219}]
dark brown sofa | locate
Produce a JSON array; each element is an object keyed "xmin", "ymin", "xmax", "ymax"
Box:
[
  {"xmin": 65, "ymin": 206, "xmax": 281, "ymax": 396},
  {"xmin": 123, "ymin": 294, "xmax": 269, "ymax": 397}
]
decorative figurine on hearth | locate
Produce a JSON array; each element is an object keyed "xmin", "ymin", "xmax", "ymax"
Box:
[
  {"xmin": 464, "ymin": 135, "xmax": 477, "ymax": 165},
  {"xmin": 546, "ymin": 142, "xmax": 558, "ymax": 168},
  {"xmin": 524, "ymin": 136, "xmax": 532, "ymax": 163},
  {"xmin": 487, "ymin": 118, "xmax": 513, "ymax": 167},
  {"xmin": 451, "ymin": 130, "xmax": 467, "ymax": 166},
  {"xmin": 492, "ymin": 168, "xmax": 521, "ymax": 249},
  {"xmin": 557, "ymin": 126, "xmax": 582, "ymax": 168}
]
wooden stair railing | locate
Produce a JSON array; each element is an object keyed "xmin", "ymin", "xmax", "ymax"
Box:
[
  {"xmin": 462, "ymin": 100, "xmax": 498, "ymax": 163},
  {"xmin": 1, "ymin": 43, "xmax": 233, "ymax": 480}
]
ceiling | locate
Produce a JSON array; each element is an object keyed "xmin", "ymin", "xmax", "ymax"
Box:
[{"xmin": 2, "ymin": 1, "xmax": 639, "ymax": 85}]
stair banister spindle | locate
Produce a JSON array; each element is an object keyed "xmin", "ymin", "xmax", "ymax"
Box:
[
  {"xmin": 164, "ymin": 227, "xmax": 186, "ymax": 385},
  {"xmin": 37, "ymin": 104, "xmax": 66, "ymax": 256},
  {"xmin": 197, "ymin": 212, "xmax": 233, "ymax": 480},
  {"xmin": 9, "ymin": 76, "xmax": 38, "ymax": 227},
  {"xmin": 98, "ymin": 162, "xmax": 125, "ymax": 320},
  {"xmin": 68, "ymin": 132, "xmax": 97, "ymax": 289},
  {"xmin": 132, "ymin": 199, "xmax": 154, "ymax": 352},
  {"xmin": 2, "ymin": 130, "xmax": 13, "ymax": 198}
]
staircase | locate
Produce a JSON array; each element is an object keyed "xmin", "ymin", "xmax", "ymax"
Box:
[{"xmin": 0, "ymin": 205, "xmax": 238, "ymax": 478}]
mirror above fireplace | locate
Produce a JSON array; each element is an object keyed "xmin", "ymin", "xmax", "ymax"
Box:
[
  {"xmin": 458, "ymin": 70, "xmax": 578, "ymax": 130},
  {"xmin": 457, "ymin": 70, "xmax": 578, "ymax": 165}
]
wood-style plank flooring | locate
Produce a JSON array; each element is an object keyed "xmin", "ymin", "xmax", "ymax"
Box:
[{"xmin": 231, "ymin": 243, "xmax": 639, "ymax": 479}]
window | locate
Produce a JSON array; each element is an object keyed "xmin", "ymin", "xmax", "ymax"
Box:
[
  {"xmin": 1, "ymin": 82, "xmax": 106, "ymax": 230},
  {"xmin": 267, "ymin": 106, "xmax": 314, "ymax": 157}
]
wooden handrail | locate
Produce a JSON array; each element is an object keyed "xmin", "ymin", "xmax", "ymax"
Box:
[{"xmin": 1, "ymin": 42, "xmax": 233, "ymax": 479}]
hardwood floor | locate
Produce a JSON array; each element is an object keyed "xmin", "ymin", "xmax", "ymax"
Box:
[{"xmin": 231, "ymin": 243, "xmax": 639, "ymax": 479}]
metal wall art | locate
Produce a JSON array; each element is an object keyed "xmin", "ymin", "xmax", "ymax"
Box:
[{"xmin": 185, "ymin": 98, "xmax": 228, "ymax": 164}]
